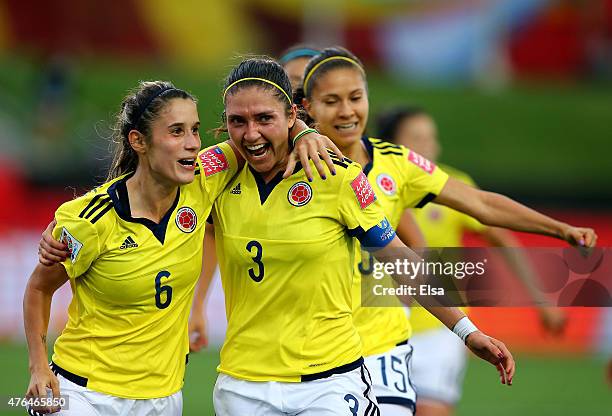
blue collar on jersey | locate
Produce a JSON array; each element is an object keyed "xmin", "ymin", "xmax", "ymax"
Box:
[
  {"xmin": 248, "ymin": 163, "xmax": 303, "ymax": 205},
  {"xmin": 361, "ymin": 135, "xmax": 375, "ymax": 176},
  {"xmin": 107, "ymin": 175, "xmax": 180, "ymax": 244}
]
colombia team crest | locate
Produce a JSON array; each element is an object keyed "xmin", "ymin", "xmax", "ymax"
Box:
[
  {"xmin": 175, "ymin": 207, "xmax": 197, "ymax": 233},
  {"xmin": 287, "ymin": 182, "xmax": 312, "ymax": 207},
  {"xmin": 376, "ymin": 173, "xmax": 397, "ymax": 196}
]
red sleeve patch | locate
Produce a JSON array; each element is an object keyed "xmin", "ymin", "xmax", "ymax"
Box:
[
  {"xmin": 408, "ymin": 150, "xmax": 436, "ymax": 174},
  {"xmin": 199, "ymin": 146, "xmax": 229, "ymax": 177},
  {"xmin": 350, "ymin": 172, "xmax": 377, "ymax": 209}
]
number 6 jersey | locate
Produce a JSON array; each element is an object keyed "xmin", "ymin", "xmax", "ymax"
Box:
[
  {"xmin": 50, "ymin": 142, "xmax": 238, "ymax": 399},
  {"xmin": 211, "ymin": 158, "xmax": 395, "ymax": 382}
]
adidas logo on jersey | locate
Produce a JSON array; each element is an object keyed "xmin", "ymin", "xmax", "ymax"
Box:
[
  {"xmin": 120, "ymin": 236, "xmax": 138, "ymax": 250},
  {"xmin": 230, "ymin": 183, "xmax": 241, "ymax": 195}
]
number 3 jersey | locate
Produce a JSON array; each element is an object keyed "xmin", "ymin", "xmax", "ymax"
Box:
[
  {"xmin": 51, "ymin": 142, "xmax": 238, "ymax": 399},
  {"xmin": 211, "ymin": 158, "xmax": 395, "ymax": 382}
]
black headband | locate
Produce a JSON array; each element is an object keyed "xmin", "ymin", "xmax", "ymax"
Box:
[{"xmin": 130, "ymin": 86, "xmax": 177, "ymax": 130}]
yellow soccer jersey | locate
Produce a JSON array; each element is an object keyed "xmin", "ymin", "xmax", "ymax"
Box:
[
  {"xmin": 353, "ymin": 137, "xmax": 449, "ymax": 356},
  {"xmin": 410, "ymin": 164, "xmax": 484, "ymax": 334},
  {"xmin": 51, "ymin": 142, "xmax": 238, "ymax": 399},
  {"xmin": 212, "ymin": 157, "xmax": 395, "ymax": 382}
]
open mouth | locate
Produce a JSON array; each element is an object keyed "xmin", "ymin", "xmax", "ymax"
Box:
[
  {"xmin": 245, "ymin": 143, "xmax": 270, "ymax": 158},
  {"xmin": 335, "ymin": 122, "xmax": 358, "ymax": 132},
  {"xmin": 178, "ymin": 158, "xmax": 196, "ymax": 169}
]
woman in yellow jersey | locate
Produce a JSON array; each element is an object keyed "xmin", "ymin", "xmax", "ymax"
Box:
[
  {"xmin": 188, "ymin": 44, "xmax": 324, "ymax": 352},
  {"xmin": 205, "ymin": 57, "xmax": 512, "ymax": 416},
  {"xmin": 26, "ymin": 80, "xmax": 342, "ymax": 416},
  {"xmin": 297, "ymin": 46, "xmax": 596, "ymax": 416},
  {"xmin": 377, "ymin": 106, "xmax": 568, "ymax": 416},
  {"xmin": 24, "ymin": 81, "xmax": 232, "ymax": 416}
]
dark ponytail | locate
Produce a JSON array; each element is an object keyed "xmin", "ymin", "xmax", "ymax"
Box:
[{"xmin": 107, "ymin": 81, "xmax": 195, "ymax": 181}]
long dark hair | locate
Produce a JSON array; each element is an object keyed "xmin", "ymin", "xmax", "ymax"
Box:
[{"xmin": 107, "ymin": 81, "xmax": 195, "ymax": 181}]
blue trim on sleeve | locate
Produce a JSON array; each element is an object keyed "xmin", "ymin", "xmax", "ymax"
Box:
[
  {"xmin": 347, "ymin": 226, "xmax": 365, "ymax": 238},
  {"xmin": 415, "ymin": 192, "xmax": 437, "ymax": 208}
]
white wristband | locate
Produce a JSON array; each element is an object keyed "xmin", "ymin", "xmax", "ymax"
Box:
[{"xmin": 452, "ymin": 316, "xmax": 479, "ymax": 343}]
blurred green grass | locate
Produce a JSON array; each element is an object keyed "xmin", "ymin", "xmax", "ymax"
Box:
[
  {"xmin": 1, "ymin": 55, "xmax": 611, "ymax": 202},
  {"xmin": 457, "ymin": 353, "xmax": 612, "ymax": 416},
  {"xmin": 1, "ymin": 342, "xmax": 610, "ymax": 415}
]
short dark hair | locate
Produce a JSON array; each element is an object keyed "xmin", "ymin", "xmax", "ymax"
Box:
[{"xmin": 375, "ymin": 106, "xmax": 428, "ymax": 144}]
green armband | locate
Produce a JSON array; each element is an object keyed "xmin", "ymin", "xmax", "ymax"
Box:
[{"xmin": 292, "ymin": 128, "xmax": 318, "ymax": 146}]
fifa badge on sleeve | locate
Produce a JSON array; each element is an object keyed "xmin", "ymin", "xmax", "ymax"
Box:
[{"xmin": 60, "ymin": 227, "xmax": 83, "ymax": 263}]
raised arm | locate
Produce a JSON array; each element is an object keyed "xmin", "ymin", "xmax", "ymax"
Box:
[
  {"xmin": 283, "ymin": 119, "xmax": 346, "ymax": 180},
  {"xmin": 435, "ymin": 177, "xmax": 597, "ymax": 247}
]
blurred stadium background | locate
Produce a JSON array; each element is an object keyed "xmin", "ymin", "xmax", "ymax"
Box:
[{"xmin": 0, "ymin": 0, "xmax": 611, "ymax": 414}]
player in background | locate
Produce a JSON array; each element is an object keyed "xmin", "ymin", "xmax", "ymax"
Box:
[
  {"xmin": 195, "ymin": 57, "xmax": 513, "ymax": 415},
  {"xmin": 297, "ymin": 46, "xmax": 596, "ymax": 416},
  {"xmin": 279, "ymin": 44, "xmax": 321, "ymax": 91},
  {"xmin": 27, "ymin": 81, "xmax": 345, "ymax": 415},
  {"xmin": 376, "ymin": 106, "xmax": 568, "ymax": 416}
]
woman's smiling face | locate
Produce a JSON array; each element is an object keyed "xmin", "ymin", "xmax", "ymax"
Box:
[
  {"xmin": 225, "ymin": 85, "xmax": 296, "ymax": 175},
  {"xmin": 304, "ymin": 66, "xmax": 369, "ymax": 149}
]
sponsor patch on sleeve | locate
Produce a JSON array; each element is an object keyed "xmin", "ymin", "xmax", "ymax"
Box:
[
  {"xmin": 199, "ymin": 146, "xmax": 229, "ymax": 177},
  {"xmin": 408, "ymin": 150, "xmax": 436, "ymax": 174},
  {"xmin": 350, "ymin": 172, "xmax": 377, "ymax": 209},
  {"xmin": 60, "ymin": 227, "xmax": 83, "ymax": 264}
]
